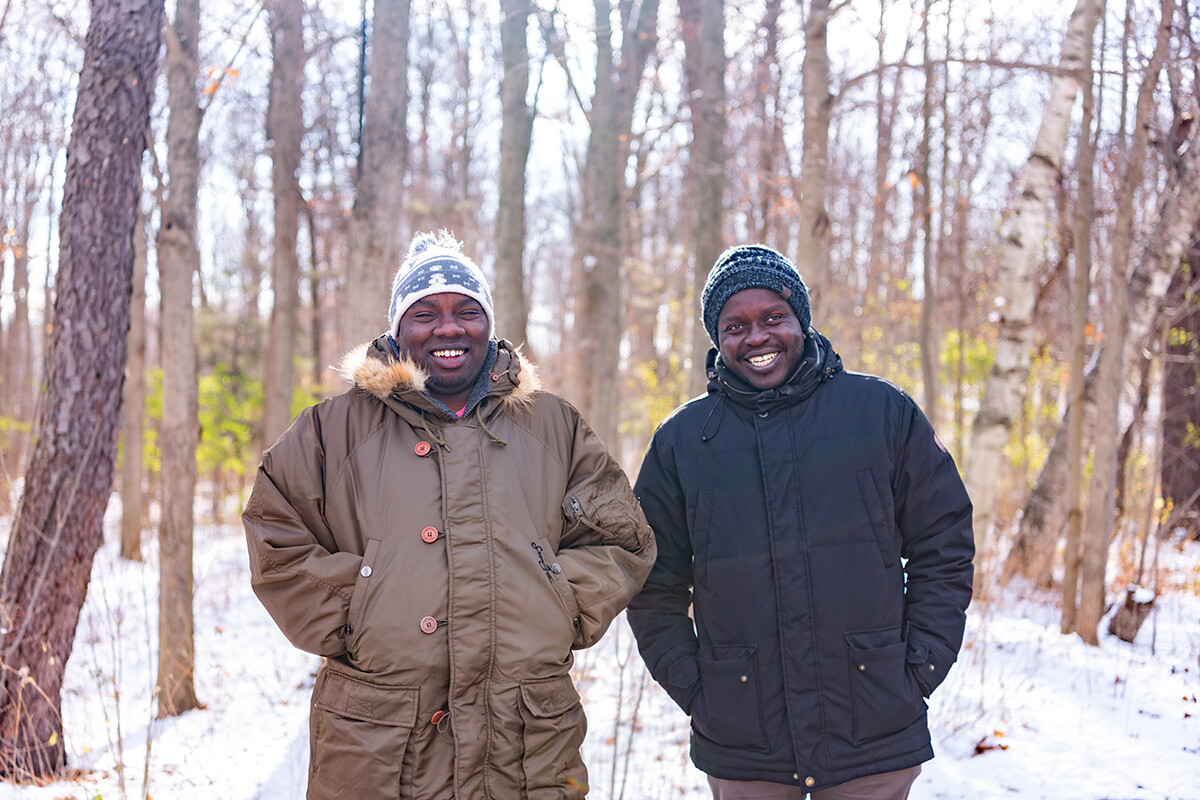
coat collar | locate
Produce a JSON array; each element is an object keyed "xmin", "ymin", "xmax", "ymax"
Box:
[
  {"xmin": 337, "ymin": 334, "xmax": 540, "ymax": 420},
  {"xmin": 706, "ymin": 327, "xmax": 843, "ymax": 413}
]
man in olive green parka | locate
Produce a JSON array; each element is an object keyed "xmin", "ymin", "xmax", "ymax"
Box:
[{"xmin": 243, "ymin": 230, "xmax": 656, "ymax": 799}]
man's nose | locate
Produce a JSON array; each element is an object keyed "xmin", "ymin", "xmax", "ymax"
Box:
[
  {"xmin": 747, "ymin": 324, "xmax": 770, "ymax": 345},
  {"xmin": 433, "ymin": 314, "xmax": 465, "ymax": 335}
]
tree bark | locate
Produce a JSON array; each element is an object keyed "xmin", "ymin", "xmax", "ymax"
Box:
[
  {"xmin": 1078, "ymin": 0, "xmax": 1183, "ymax": 643},
  {"xmin": 0, "ymin": 0, "xmax": 164, "ymax": 778},
  {"xmin": 156, "ymin": 0, "xmax": 202, "ymax": 715},
  {"xmin": 494, "ymin": 0, "xmax": 534, "ymax": 347},
  {"xmin": 342, "ymin": 0, "xmax": 411, "ymax": 351},
  {"xmin": 795, "ymin": 0, "xmax": 834, "ymax": 311},
  {"xmin": 576, "ymin": 0, "xmax": 660, "ymax": 446},
  {"xmin": 120, "ymin": 207, "xmax": 148, "ymax": 562},
  {"xmin": 1060, "ymin": 40, "xmax": 1097, "ymax": 632},
  {"xmin": 680, "ymin": 0, "xmax": 726, "ymax": 397},
  {"xmin": 262, "ymin": 0, "xmax": 305, "ymax": 450},
  {"xmin": 1161, "ymin": 260, "xmax": 1200, "ymax": 538},
  {"xmin": 917, "ymin": 0, "xmax": 938, "ymax": 426},
  {"xmin": 961, "ymin": 0, "xmax": 1101, "ymax": 597}
]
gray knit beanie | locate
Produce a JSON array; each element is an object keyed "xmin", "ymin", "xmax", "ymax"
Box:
[
  {"xmin": 389, "ymin": 231, "xmax": 494, "ymax": 339},
  {"xmin": 700, "ymin": 245, "xmax": 812, "ymax": 344}
]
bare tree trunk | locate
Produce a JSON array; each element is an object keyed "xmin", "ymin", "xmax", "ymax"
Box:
[
  {"xmin": 342, "ymin": 0, "xmax": 410, "ymax": 352},
  {"xmin": 795, "ymin": 0, "xmax": 834, "ymax": 310},
  {"xmin": 156, "ymin": 0, "xmax": 202, "ymax": 716},
  {"xmin": 0, "ymin": 0, "xmax": 164, "ymax": 777},
  {"xmin": 1161, "ymin": 259, "xmax": 1200, "ymax": 538},
  {"xmin": 262, "ymin": 0, "xmax": 305, "ymax": 450},
  {"xmin": 917, "ymin": 0, "xmax": 938, "ymax": 426},
  {"xmin": 680, "ymin": 0, "xmax": 726, "ymax": 397},
  {"xmin": 494, "ymin": 0, "xmax": 534, "ymax": 347},
  {"xmin": 0, "ymin": 189, "xmax": 39, "ymax": 509},
  {"xmin": 752, "ymin": 0, "xmax": 782, "ymax": 245},
  {"xmin": 576, "ymin": 0, "xmax": 659, "ymax": 446},
  {"xmin": 961, "ymin": 0, "xmax": 1101, "ymax": 597},
  {"xmin": 120, "ymin": 206, "xmax": 148, "ymax": 562},
  {"xmin": 1060, "ymin": 44, "xmax": 1098, "ymax": 632},
  {"xmin": 1078, "ymin": 0, "xmax": 1182, "ymax": 643}
]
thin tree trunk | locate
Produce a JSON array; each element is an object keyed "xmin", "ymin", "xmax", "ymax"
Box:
[
  {"xmin": 576, "ymin": 0, "xmax": 659, "ymax": 446},
  {"xmin": 795, "ymin": 0, "xmax": 833, "ymax": 309},
  {"xmin": 753, "ymin": 0, "xmax": 782, "ymax": 244},
  {"xmin": 156, "ymin": 0, "xmax": 202, "ymax": 716},
  {"xmin": 680, "ymin": 0, "xmax": 726, "ymax": 397},
  {"xmin": 1060, "ymin": 45, "xmax": 1097, "ymax": 632},
  {"xmin": 1161, "ymin": 260, "xmax": 1200, "ymax": 538},
  {"xmin": 262, "ymin": 0, "xmax": 305, "ymax": 450},
  {"xmin": 0, "ymin": 190, "xmax": 38, "ymax": 508},
  {"xmin": 961, "ymin": 0, "xmax": 1101, "ymax": 598},
  {"xmin": 0, "ymin": 0, "xmax": 164, "ymax": 777},
  {"xmin": 494, "ymin": 0, "xmax": 534, "ymax": 347},
  {"xmin": 120, "ymin": 206, "xmax": 148, "ymax": 562},
  {"xmin": 1078, "ymin": 0, "xmax": 1182, "ymax": 643},
  {"xmin": 917, "ymin": 0, "xmax": 938, "ymax": 426},
  {"xmin": 342, "ymin": 0, "xmax": 411, "ymax": 351}
]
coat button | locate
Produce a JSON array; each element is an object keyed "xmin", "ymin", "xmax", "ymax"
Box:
[
  {"xmin": 805, "ymin": 777, "xmax": 815, "ymax": 788},
  {"xmin": 421, "ymin": 526, "xmax": 440, "ymax": 543},
  {"xmin": 550, "ymin": 563, "xmax": 562, "ymax": 574},
  {"xmin": 858, "ymin": 664, "xmax": 866, "ymax": 671},
  {"xmin": 414, "ymin": 441, "xmax": 432, "ymax": 456},
  {"xmin": 430, "ymin": 709, "xmax": 447, "ymax": 725},
  {"xmin": 360, "ymin": 565, "xmax": 373, "ymax": 578},
  {"xmin": 740, "ymin": 674, "xmax": 748, "ymax": 683},
  {"xmin": 420, "ymin": 616, "xmax": 439, "ymax": 634}
]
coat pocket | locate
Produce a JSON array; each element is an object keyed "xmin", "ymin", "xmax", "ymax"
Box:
[
  {"xmin": 518, "ymin": 674, "xmax": 588, "ymax": 799},
  {"xmin": 345, "ymin": 537, "xmax": 382, "ymax": 655},
  {"xmin": 531, "ymin": 537, "xmax": 582, "ymax": 638},
  {"xmin": 845, "ymin": 627, "xmax": 925, "ymax": 745},
  {"xmin": 855, "ymin": 469, "xmax": 899, "ymax": 569},
  {"xmin": 309, "ymin": 667, "xmax": 419, "ymax": 799},
  {"xmin": 692, "ymin": 645, "xmax": 769, "ymax": 752}
]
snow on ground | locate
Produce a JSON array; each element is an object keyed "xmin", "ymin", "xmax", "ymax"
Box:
[{"xmin": 0, "ymin": 502, "xmax": 1197, "ymax": 799}]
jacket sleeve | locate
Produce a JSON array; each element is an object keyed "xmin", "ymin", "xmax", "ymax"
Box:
[
  {"xmin": 894, "ymin": 396, "xmax": 975, "ymax": 697},
  {"xmin": 552, "ymin": 407, "xmax": 657, "ymax": 650},
  {"xmin": 624, "ymin": 431, "xmax": 701, "ymax": 714},
  {"xmin": 242, "ymin": 406, "xmax": 363, "ymax": 658}
]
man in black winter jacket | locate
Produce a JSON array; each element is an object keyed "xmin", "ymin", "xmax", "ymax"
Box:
[{"xmin": 627, "ymin": 245, "xmax": 974, "ymax": 800}]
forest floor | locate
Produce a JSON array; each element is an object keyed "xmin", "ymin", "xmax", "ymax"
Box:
[{"xmin": 0, "ymin": 496, "xmax": 1196, "ymax": 799}]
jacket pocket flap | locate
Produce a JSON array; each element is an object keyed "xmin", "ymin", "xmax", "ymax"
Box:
[
  {"xmin": 313, "ymin": 668, "xmax": 419, "ymax": 727},
  {"xmin": 520, "ymin": 675, "xmax": 580, "ymax": 719}
]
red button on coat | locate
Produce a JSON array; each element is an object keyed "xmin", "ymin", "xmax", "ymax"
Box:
[
  {"xmin": 421, "ymin": 526, "xmax": 440, "ymax": 543},
  {"xmin": 420, "ymin": 616, "xmax": 439, "ymax": 634},
  {"xmin": 430, "ymin": 710, "xmax": 446, "ymax": 725},
  {"xmin": 414, "ymin": 441, "xmax": 432, "ymax": 457}
]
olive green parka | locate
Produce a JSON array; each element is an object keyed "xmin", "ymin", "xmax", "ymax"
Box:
[{"xmin": 243, "ymin": 336, "xmax": 656, "ymax": 799}]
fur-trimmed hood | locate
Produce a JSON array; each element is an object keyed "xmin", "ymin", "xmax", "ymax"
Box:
[{"xmin": 336, "ymin": 334, "xmax": 540, "ymax": 418}]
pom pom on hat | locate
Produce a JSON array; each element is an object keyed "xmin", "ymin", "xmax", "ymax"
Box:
[
  {"xmin": 388, "ymin": 231, "xmax": 494, "ymax": 339},
  {"xmin": 700, "ymin": 245, "xmax": 812, "ymax": 345}
]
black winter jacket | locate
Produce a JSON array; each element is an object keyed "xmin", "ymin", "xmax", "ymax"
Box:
[{"xmin": 626, "ymin": 331, "xmax": 974, "ymax": 791}]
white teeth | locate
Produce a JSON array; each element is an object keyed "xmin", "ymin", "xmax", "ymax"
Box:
[
  {"xmin": 433, "ymin": 349, "xmax": 465, "ymax": 358},
  {"xmin": 748, "ymin": 352, "xmax": 779, "ymax": 367}
]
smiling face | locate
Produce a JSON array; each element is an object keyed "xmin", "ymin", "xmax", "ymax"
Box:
[
  {"xmin": 716, "ymin": 287, "xmax": 806, "ymax": 390},
  {"xmin": 397, "ymin": 293, "xmax": 491, "ymax": 411}
]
